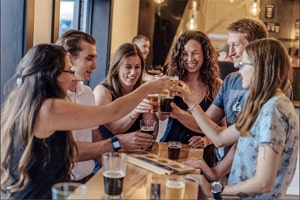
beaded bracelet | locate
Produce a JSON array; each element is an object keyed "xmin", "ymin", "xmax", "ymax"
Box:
[{"xmin": 187, "ymin": 104, "xmax": 197, "ymax": 113}]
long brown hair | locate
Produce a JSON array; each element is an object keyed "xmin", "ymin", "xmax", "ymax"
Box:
[
  {"xmin": 168, "ymin": 30, "xmax": 220, "ymax": 100},
  {"xmin": 236, "ymin": 38, "xmax": 293, "ymax": 136},
  {"xmin": 1, "ymin": 44, "xmax": 77, "ymax": 196},
  {"xmin": 102, "ymin": 43, "xmax": 145, "ymax": 98}
]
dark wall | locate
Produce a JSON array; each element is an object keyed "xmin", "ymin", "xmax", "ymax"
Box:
[
  {"xmin": 138, "ymin": 0, "xmax": 188, "ymax": 67},
  {"xmin": 1, "ymin": 0, "xmax": 25, "ymax": 103},
  {"xmin": 87, "ymin": 0, "xmax": 112, "ymax": 90}
]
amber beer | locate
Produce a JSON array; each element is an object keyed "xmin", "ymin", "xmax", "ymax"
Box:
[
  {"xmin": 165, "ymin": 176, "xmax": 185, "ymax": 199},
  {"xmin": 169, "ymin": 76, "xmax": 179, "ymax": 97},
  {"xmin": 147, "ymin": 94, "xmax": 159, "ymax": 113}
]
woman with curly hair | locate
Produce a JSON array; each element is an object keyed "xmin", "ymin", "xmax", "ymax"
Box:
[{"xmin": 159, "ymin": 30, "xmax": 224, "ymax": 167}]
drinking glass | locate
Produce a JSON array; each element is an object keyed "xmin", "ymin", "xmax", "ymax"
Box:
[
  {"xmin": 159, "ymin": 95, "xmax": 174, "ymax": 115},
  {"xmin": 147, "ymin": 94, "xmax": 159, "ymax": 113},
  {"xmin": 102, "ymin": 152, "xmax": 127, "ymax": 199},
  {"xmin": 140, "ymin": 119, "xmax": 157, "ymax": 151},
  {"xmin": 169, "ymin": 76, "xmax": 179, "ymax": 97},
  {"xmin": 51, "ymin": 182, "xmax": 87, "ymax": 200},
  {"xmin": 165, "ymin": 175, "xmax": 185, "ymax": 199},
  {"xmin": 168, "ymin": 141, "xmax": 182, "ymax": 160}
]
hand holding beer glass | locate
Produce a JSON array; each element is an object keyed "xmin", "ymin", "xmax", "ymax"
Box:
[
  {"xmin": 102, "ymin": 152, "xmax": 127, "ymax": 199},
  {"xmin": 140, "ymin": 119, "xmax": 157, "ymax": 151},
  {"xmin": 158, "ymin": 76, "xmax": 178, "ymax": 115}
]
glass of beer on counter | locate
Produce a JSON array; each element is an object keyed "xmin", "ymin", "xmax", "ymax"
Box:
[
  {"xmin": 168, "ymin": 141, "xmax": 182, "ymax": 160},
  {"xmin": 165, "ymin": 175, "xmax": 185, "ymax": 199},
  {"xmin": 147, "ymin": 94, "xmax": 159, "ymax": 113},
  {"xmin": 140, "ymin": 119, "xmax": 157, "ymax": 151},
  {"xmin": 102, "ymin": 152, "xmax": 127, "ymax": 199}
]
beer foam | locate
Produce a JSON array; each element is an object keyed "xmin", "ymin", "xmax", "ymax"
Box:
[{"xmin": 103, "ymin": 170, "xmax": 125, "ymax": 178}]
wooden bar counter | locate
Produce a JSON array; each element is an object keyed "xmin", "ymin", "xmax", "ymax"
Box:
[{"xmin": 69, "ymin": 142, "xmax": 203, "ymax": 199}]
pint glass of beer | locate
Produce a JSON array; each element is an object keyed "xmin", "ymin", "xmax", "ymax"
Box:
[
  {"xmin": 147, "ymin": 94, "xmax": 159, "ymax": 113},
  {"xmin": 165, "ymin": 175, "xmax": 185, "ymax": 199},
  {"xmin": 140, "ymin": 119, "xmax": 157, "ymax": 151},
  {"xmin": 159, "ymin": 95, "xmax": 174, "ymax": 115},
  {"xmin": 168, "ymin": 141, "xmax": 182, "ymax": 160},
  {"xmin": 169, "ymin": 76, "xmax": 179, "ymax": 97},
  {"xmin": 102, "ymin": 152, "xmax": 127, "ymax": 199}
]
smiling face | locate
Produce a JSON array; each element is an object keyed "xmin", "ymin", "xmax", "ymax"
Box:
[
  {"xmin": 182, "ymin": 39, "xmax": 204, "ymax": 74},
  {"xmin": 239, "ymin": 51, "xmax": 254, "ymax": 89},
  {"xmin": 70, "ymin": 41, "xmax": 97, "ymax": 82},
  {"xmin": 57, "ymin": 54, "xmax": 74, "ymax": 92},
  {"xmin": 118, "ymin": 55, "xmax": 142, "ymax": 90},
  {"xmin": 227, "ymin": 31, "xmax": 250, "ymax": 68}
]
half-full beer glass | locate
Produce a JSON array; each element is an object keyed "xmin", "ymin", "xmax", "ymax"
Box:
[{"xmin": 102, "ymin": 152, "xmax": 127, "ymax": 199}]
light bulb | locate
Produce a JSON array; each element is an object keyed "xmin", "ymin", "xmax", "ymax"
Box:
[
  {"xmin": 153, "ymin": 0, "xmax": 164, "ymax": 4},
  {"xmin": 187, "ymin": 18, "xmax": 198, "ymax": 30},
  {"xmin": 249, "ymin": 2, "xmax": 260, "ymax": 16}
]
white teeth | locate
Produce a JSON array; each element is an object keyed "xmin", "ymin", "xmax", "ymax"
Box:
[{"xmin": 187, "ymin": 63, "xmax": 196, "ymax": 67}]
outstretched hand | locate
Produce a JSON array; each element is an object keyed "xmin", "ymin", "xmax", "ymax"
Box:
[
  {"xmin": 134, "ymin": 98, "xmax": 152, "ymax": 114},
  {"xmin": 175, "ymin": 80, "xmax": 198, "ymax": 107},
  {"xmin": 145, "ymin": 75, "xmax": 171, "ymax": 95}
]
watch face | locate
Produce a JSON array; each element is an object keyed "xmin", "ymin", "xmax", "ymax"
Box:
[
  {"xmin": 212, "ymin": 182, "xmax": 223, "ymax": 193},
  {"xmin": 113, "ymin": 141, "xmax": 121, "ymax": 149}
]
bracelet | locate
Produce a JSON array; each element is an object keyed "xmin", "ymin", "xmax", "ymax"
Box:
[
  {"xmin": 187, "ymin": 104, "xmax": 197, "ymax": 113},
  {"xmin": 129, "ymin": 112, "xmax": 137, "ymax": 120}
]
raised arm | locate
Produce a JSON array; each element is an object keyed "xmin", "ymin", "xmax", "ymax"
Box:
[
  {"xmin": 34, "ymin": 76, "xmax": 171, "ymax": 138},
  {"xmin": 93, "ymin": 84, "xmax": 138, "ymax": 133},
  {"xmin": 177, "ymin": 80, "xmax": 239, "ymax": 147}
]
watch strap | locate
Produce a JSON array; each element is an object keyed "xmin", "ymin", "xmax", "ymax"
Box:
[
  {"xmin": 212, "ymin": 181, "xmax": 223, "ymax": 200},
  {"xmin": 213, "ymin": 191, "xmax": 222, "ymax": 200}
]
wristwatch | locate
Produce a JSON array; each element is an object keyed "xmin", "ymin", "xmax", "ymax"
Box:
[
  {"xmin": 211, "ymin": 181, "xmax": 223, "ymax": 200},
  {"xmin": 111, "ymin": 136, "xmax": 121, "ymax": 152}
]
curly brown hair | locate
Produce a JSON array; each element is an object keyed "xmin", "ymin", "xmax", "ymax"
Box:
[{"xmin": 167, "ymin": 30, "xmax": 221, "ymax": 100}]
